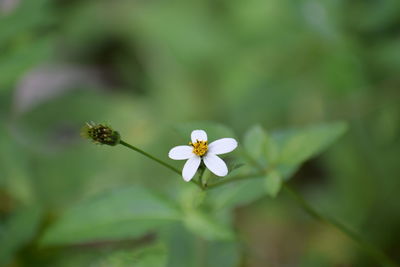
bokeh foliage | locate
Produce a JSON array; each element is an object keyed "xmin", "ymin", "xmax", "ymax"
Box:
[{"xmin": 0, "ymin": 0, "xmax": 399, "ymax": 266}]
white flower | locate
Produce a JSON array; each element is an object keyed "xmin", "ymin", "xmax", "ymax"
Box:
[{"xmin": 168, "ymin": 129, "xmax": 238, "ymax": 182}]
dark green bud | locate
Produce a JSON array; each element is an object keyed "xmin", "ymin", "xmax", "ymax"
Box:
[{"xmin": 81, "ymin": 122, "xmax": 120, "ymax": 146}]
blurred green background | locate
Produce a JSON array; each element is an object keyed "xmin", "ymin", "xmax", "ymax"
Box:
[{"xmin": 1, "ymin": 0, "xmax": 400, "ymax": 266}]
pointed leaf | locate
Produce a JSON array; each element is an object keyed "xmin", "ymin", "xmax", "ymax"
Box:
[
  {"xmin": 264, "ymin": 170, "xmax": 283, "ymax": 197},
  {"xmin": 183, "ymin": 210, "xmax": 234, "ymax": 241},
  {"xmin": 273, "ymin": 122, "xmax": 347, "ymax": 169},
  {"xmin": 243, "ymin": 125, "xmax": 269, "ymax": 160},
  {"xmin": 41, "ymin": 186, "xmax": 181, "ymax": 245}
]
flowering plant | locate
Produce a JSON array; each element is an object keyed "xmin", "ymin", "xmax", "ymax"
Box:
[{"xmin": 36, "ymin": 121, "xmax": 397, "ymax": 266}]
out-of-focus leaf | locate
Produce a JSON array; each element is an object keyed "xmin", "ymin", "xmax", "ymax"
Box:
[
  {"xmin": 204, "ymin": 240, "xmax": 241, "ymax": 267},
  {"xmin": 173, "ymin": 184, "xmax": 230, "ymax": 242},
  {"xmin": 161, "ymin": 223, "xmax": 240, "ymax": 267},
  {"xmin": 96, "ymin": 242, "xmax": 167, "ymax": 267},
  {"xmin": 183, "ymin": 210, "xmax": 234, "ymax": 241},
  {"xmin": 264, "ymin": 170, "xmax": 282, "ymax": 197},
  {"xmin": 178, "ymin": 186, "xmax": 207, "ymax": 210},
  {"xmin": 42, "ymin": 241, "xmax": 168, "ymax": 267},
  {"xmin": 207, "ymin": 178, "xmax": 265, "ymax": 211},
  {"xmin": 173, "ymin": 186, "xmax": 233, "ymax": 243},
  {"xmin": 40, "ymin": 186, "xmax": 181, "ymax": 245},
  {"xmin": 0, "ymin": 207, "xmax": 43, "ymax": 266},
  {"xmin": 0, "ymin": 125, "xmax": 36, "ymax": 204},
  {"xmin": 130, "ymin": 242, "xmax": 167, "ymax": 267},
  {"xmin": 274, "ymin": 122, "xmax": 347, "ymax": 165},
  {"xmin": 272, "ymin": 122, "xmax": 347, "ymax": 177},
  {"xmin": 179, "ymin": 186, "xmax": 234, "ymax": 241},
  {"xmin": 243, "ymin": 124, "xmax": 268, "ymax": 160}
]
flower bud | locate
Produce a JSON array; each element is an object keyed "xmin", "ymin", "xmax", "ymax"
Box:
[{"xmin": 81, "ymin": 122, "xmax": 120, "ymax": 146}]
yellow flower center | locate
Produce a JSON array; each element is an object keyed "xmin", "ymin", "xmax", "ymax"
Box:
[{"xmin": 190, "ymin": 140, "xmax": 208, "ymax": 156}]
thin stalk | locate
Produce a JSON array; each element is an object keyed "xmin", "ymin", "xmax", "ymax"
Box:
[
  {"xmin": 119, "ymin": 140, "xmax": 201, "ymax": 188},
  {"xmin": 283, "ymin": 184, "xmax": 398, "ymax": 267},
  {"xmin": 119, "ymin": 139, "xmax": 397, "ymax": 265},
  {"xmin": 198, "ymin": 165, "xmax": 206, "ymax": 190},
  {"xmin": 207, "ymin": 169, "xmax": 398, "ymax": 266}
]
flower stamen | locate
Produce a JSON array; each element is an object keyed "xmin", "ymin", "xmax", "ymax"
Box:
[{"xmin": 190, "ymin": 140, "xmax": 208, "ymax": 156}]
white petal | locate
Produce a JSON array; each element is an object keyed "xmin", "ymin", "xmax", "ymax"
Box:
[
  {"xmin": 191, "ymin": 130, "xmax": 207, "ymax": 143},
  {"xmin": 208, "ymin": 138, "xmax": 238, "ymax": 155},
  {"xmin": 168, "ymin": 145, "xmax": 194, "ymax": 160},
  {"xmin": 203, "ymin": 154, "xmax": 228, "ymax": 177},
  {"xmin": 182, "ymin": 156, "xmax": 201, "ymax": 182}
]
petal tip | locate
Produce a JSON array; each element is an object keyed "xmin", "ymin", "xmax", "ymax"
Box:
[
  {"xmin": 216, "ymin": 168, "xmax": 228, "ymax": 177},
  {"xmin": 183, "ymin": 176, "xmax": 193, "ymax": 182},
  {"xmin": 168, "ymin": 145, "xmax": 193, "ymax": 160},
  {"xmin": 191, "ymin": 129, "xmax": 208, "ymax": 142}
]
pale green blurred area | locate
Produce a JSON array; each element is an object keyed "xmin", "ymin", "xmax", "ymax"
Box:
[{"xmin": 0, "ymin": 0, "xmax": 399, "ymax": 266}]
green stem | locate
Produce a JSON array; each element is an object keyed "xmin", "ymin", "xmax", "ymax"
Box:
[
  {"xmin": 283, "ymin": 184, "xmax": 398, "ymax": 267},
  {"xmin": 117, "ymin": 140, "xmax": 397, "ymax": 265},
  {"xmin": 198, "ymin": 165, "xmax": 206, "ymax": 189},
  {"xmin": 119, "ymin": 140, "xmax": 201, "ymax": 188},
  {"xmin": 207, "ymin": 170, "xmax": 398, "ymax": 266}
]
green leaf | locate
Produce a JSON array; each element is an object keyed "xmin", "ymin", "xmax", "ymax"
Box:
[
  {"xmin": 40, "ymin": 186, "xmax": 181, "ymax": 245},
  {"xmin": 96, "ymin": 242, "xmax": 167, "ymax": 267},
  {"xmin": 130, "ymin": 242, "xmax": 167, "ymax": 267},
  {"xmin": 161, "ymin": 223, "xmax": 240, "ymax": 267},
  {"xmin": 243, "ymin": 125, "xmax": 269, "ymax": 160},
  {"xmin": 273, "ymin": 122, "xmax": 347, "ymax": 169},
  {"xmin": 0, "ymin": 125, "xmax": 36, "ymax": 204},
  {"xmin": 266, "ymin": 135, "xmax": 280, "ymax": 164},
  {"xmin": 0, "ymin": 207, "xmax": 43, "ymax": 266},
  {"xmin": 183, "ymin": 210, "xmax": 234, "ymax": 241},
  {"xmin": 204, "ymin": 240, "xmax": 241, "ymax": 267},
  {"xmin": 264, "ymin": 170, "xmax": 283, "ymax": 197},
  {"xmin": 177, "ymin": 186, "xmax": 234, "ymax": 241},
  {"xmin": 207, "ymin": 178, "xmax": 266, "ymax": 211}
]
